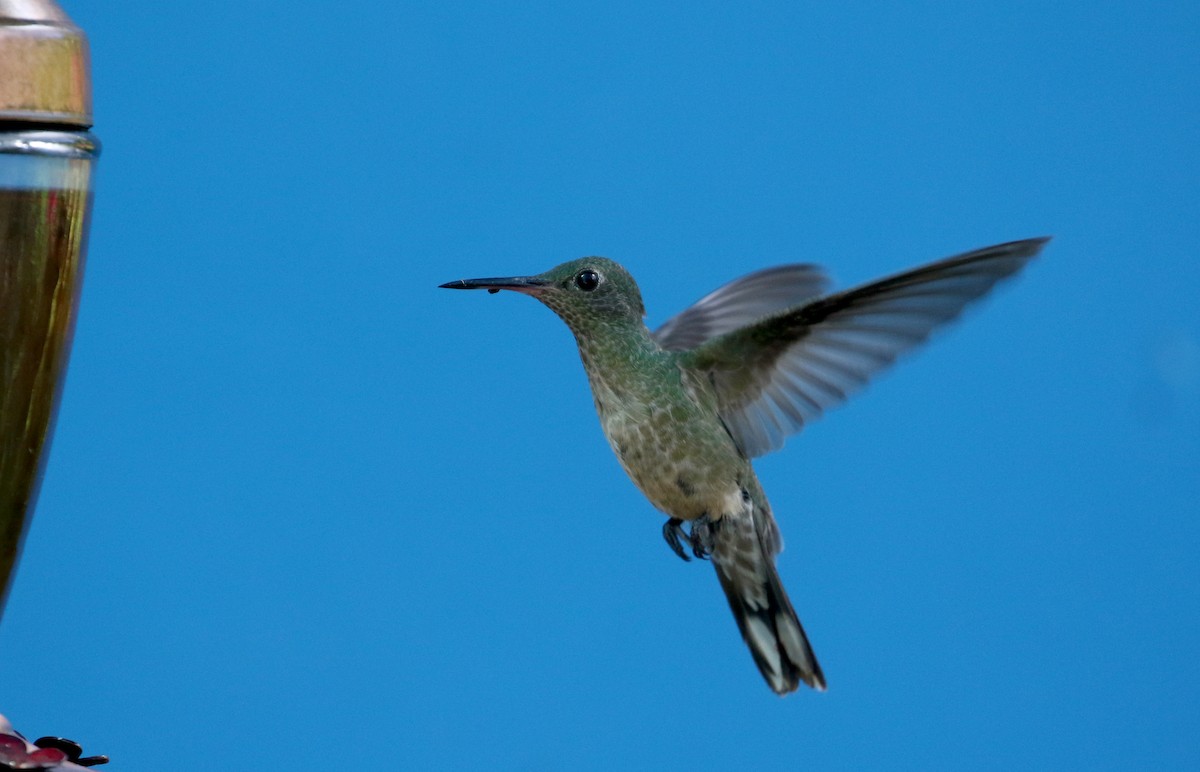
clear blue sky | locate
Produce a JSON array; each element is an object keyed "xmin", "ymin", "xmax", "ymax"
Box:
[{"xmin": 3, "ymin": 1, "xmax": 1198, "ymax": 769}]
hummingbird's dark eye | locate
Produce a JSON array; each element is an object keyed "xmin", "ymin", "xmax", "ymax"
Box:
[{"xmin": 575, "ymin": 269, "xmax": 600, "ymax": 292}]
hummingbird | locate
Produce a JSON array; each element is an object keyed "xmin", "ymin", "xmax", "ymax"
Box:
[{"xmin": 440, "ymin": 237, "xmax": 1047, "ymax": 695}]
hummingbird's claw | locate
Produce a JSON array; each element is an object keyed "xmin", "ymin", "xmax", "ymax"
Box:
[
  {"xmin": 662, "ymin": 516, "xmax": 718, "ymax": 561},
  {"xmin": 663, "ymin": 518, "xmax": 691, "ymax": 562},
  {"xmin": 689, "ymin": 515, "xmax": 716, "ymax": 560}
]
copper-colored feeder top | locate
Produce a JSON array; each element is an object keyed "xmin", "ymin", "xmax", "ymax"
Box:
[{"xmin": 0, "ymin": 0, "xmax": 92, "ymax": 127}]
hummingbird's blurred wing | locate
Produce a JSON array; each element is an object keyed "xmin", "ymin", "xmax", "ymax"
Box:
[
  {"xmin": 681, "ymin": 238, "xmax": 1049, "ymax": 457},
  {"xmin": 652, "ymin": 264, "xmax": 831, "ymax": 351}
]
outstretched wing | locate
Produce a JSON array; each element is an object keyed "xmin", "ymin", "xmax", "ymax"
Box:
[
  {"xmin": 653, "ymin": 264, "xmax": 831, "ymax": 351},
  {"xmin": 682, "ymin": 237, "xmax": 1049, "ymax": 457}
]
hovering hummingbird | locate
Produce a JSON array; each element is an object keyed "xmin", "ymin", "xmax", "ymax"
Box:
[{"xmin": 441, "ymin": 237, "xmax": 1047, "ymax": 694}]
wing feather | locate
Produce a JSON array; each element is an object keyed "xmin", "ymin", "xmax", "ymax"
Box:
[
  {"xmin": 653, "ymin": 264, "xmax": 830, "ymax": 351},
  {"xmin": 682, "ymin": 237, "xmax": 1048, "ymax": 457}
]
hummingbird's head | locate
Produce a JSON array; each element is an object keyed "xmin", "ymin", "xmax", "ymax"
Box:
[{"xmin": 440, "ymin": 257, "xmax": 646, "ymax": 336}]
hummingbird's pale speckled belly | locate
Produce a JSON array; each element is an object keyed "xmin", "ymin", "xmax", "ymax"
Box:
[{"xmin": 595, "ymin": 386, "xmax": 748, "ymax": 522}]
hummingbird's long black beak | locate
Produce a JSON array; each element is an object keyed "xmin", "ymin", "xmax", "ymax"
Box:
[{"xmin": 438, "ymin": 276, "xmax": 550, "ymax": 295}]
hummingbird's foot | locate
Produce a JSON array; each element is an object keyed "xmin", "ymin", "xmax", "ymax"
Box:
[
  {"xmin": 663, "ymin": 518, "xmax": 691, "ymax": 562},
  {"xmin": 689, "ymin": 515, "xmax": 717, "ymax": 560}
]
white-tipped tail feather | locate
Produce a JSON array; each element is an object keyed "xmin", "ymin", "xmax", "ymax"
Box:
[{"xmin": 711, "ymin": 503, "xmax": 825, "ymax": 693}]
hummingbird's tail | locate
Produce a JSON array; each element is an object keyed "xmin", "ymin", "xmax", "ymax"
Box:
[{"xmin": 711, "ymin": 506, "xmax": 825, "ymax": 694}]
